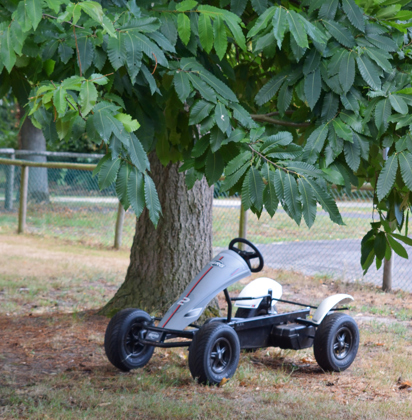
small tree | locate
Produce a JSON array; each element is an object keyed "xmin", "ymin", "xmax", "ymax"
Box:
[{"xmin": 1, "ymin": 0, "xmax": 412, "ymax": 309}]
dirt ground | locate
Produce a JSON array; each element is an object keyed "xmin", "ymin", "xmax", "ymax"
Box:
[{"xmin": 1, "ymin": 233, "xmax": 412, "ymax": 419}]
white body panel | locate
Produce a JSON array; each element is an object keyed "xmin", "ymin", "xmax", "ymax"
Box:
[
  {"xmin": 158, "ymin": 250, "xmax": 251, "ymax": 330},
  {"xmin": 312, "ymin": 294, "xmax": 354, "ymax": 325},
  {"xmin": 234, "ymin": 277, "xmax": 282, "ymax": 310}
]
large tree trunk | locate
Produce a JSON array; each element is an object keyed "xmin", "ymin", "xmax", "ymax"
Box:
[
  {"xmin": 100, "ymin": 154, "xmax": 216, "ymax": 318},
  {"xmin": 20, "ymin": 116, "xmax": 49, "ymax": 202}
]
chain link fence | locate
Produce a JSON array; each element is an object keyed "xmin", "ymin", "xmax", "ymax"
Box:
[{"xmin": 0, "ymin": 150, "xmax": 411, "ymax": 292}]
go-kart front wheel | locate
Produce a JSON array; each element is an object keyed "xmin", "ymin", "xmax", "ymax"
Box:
[
  {"xmin": 189, "ymin": 323, "xmax": 240, "ymax": 385},
  {"xmin": 104, "ymin": 308, "xmax": 154, "ymax": 372},
  {"xmin": 313, "ymin": 313, "xmax": 359, "ymax": 372}
]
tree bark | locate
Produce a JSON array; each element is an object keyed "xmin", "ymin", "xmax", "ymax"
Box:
[
  {"xmin": 20, "ymin": 116, "xmax": 49, "ymax": 202},
  {"xmin": 99, "ymin": 154, "xmax": 217, "ymax": 318}
]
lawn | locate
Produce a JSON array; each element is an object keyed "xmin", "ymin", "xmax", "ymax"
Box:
[
  {"xmin": 1, "ymin": 233, "xmax": 412, "ymax": 419},
  {"xmin": 0, "ymin": 197, "xmax": 374, "ymax": 250}
]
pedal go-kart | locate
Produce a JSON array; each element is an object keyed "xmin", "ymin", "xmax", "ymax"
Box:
[{"xmin": 104, "ymin": 238, "xmax": 359, "ymax": 385}]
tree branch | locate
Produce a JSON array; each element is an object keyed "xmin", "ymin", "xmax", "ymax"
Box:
[
  {"xmin": 251, "ymin": 114, "xmax": 311, "ymax": 128},
  {"xmin": 43, "ymin": 14, "xmax": 85, "ymax": 29}
]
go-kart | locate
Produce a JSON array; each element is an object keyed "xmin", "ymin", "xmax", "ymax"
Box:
[{"xmin": 104, "ymin": 238, "xmax": 359, "ymax": 385}]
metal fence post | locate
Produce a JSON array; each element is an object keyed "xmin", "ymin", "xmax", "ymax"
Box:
[
  {"xmin": 5, "ymin": 152, "xmax": 15, "ymax": 210},
  {"xmin": 18, "ymin": 165, "xmax": 29, "ymax": 234},
  {"xmin": 114, "ymin": 201, "xmax": 125, "ymax": 249},
  {"xmin": 238, "ymin": 203, "xmax": 248, "ymax": 250}
]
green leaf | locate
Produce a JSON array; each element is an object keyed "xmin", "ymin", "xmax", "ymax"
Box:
[
  {"xmin": 215, "ymin": 102, "xmax": 230, "ymax": 133},
  {"xmin": 116, "ymin": 162, "xmax": 132, "ymax": 210},
  {"xmin": 321, "ymin": 92, "xmax": 339, "ymax": 121},
  {"xmin": 92, "ymin": 153, "xmax": 110, "ymax": 177},
  {"xmin": 177, "ymin": 13, "xmax": 191, "ymax": 45},
  {"xmin": 191, "ymin": 135, "xmax": 210, "ymax": 158},
  {"xmin": 176, "ymin": 0, "xmax": 198, "ymax": 11},
  {"xmin": 364, "ymin": 48, "xmax": 392, "ymax": 73},
  {"xmin": 198, "ymin": 13, "xmax": 213, "ymax": 53},
  {"xmin": 304, "ymin": 179, "xmax": 344, "ymax": 225},
  {"xmin": 318, "ymin": 0, "xmax": 339, "ymax": 19},
  {"xmin": 303, "ymin": 124, "xmax": 328, "ymax": 164},
  {"xmin": 248, "ymin": 6, "xmax": 277, "ymax": 37},
  {"xmin": 76, "ymin": 35, "xmax": 93, "ymax": 73},
  {"xmin": 344, "ymin": 140, "xmax": 361, "ymax": 171},
  {"xmin": 127, "ymin": 167, "xmax": 145, "ymax": 218},
  {"xmin": 93, "ymin": 103, "xmax": 126, "ymax": 143},
  {"xmin": 322, "ymin": 20, "xmax": 355, "ymax": 48},
  {"xmin": 387, "ymin": 234, "xmax": 408, "ymax": 259},
  {"xmin": 304, "ymin": 68, "xmax": 321, "ymax": 110},
  {"xmin": 144, "ymin": 174, "xmax": 162, "ymax": 226},
  {"xmin": 221, "ymin": 160, "xmax": 250, "ymax": 191},
  {"xmin": 186, "ymin": 73, "xmax": 217, "ymax": 102},
  {"xmin": 287, "ymin": 10, "xmax": 308, "ymax": 49},
  {"xmin": 225, "ymin": 151, "xmax": 252, "ymax": 175},
  {"xmin": 129, "ymin": 133, "xmax": 149, "ymax": 172},
  {"xmin": 79, "ymin": 81, "xmax": 97, "ymax": 116},
  {"xmin": 213, "ymin": 16, "xmax": 228, "ymax": 61},
  {"xmin": 0, "ymin": 26, "xmax": 16, "ymax": 72},
  {"xmin": 299, "ymin": 16, "xmax": 329, "ymax": 45},
  {"xmin": 389, "ymin": 94, "xmax": 408, "ymax": 115},
  {"xmin": 375, "ymin": 98, "xmax": 391, "ymax": 131},
  {"xmin": 98, "ymin": 157, "xmax": 121, "ymax": 190},
  {"xmin": 284, "ymin": 173, "xmax": 302, "ymax": 225},
  {"xmin": 299, "ymin": 178, "xmax": 317, "ymax": 228},
  {"xmin": 374, "ymin": 232, "xmax": 387, "ymax": 260},
  {"xmin": 231, "ymin": 0, "xmax": 248, "ymax": 16},
  {"xmin": 189, "ymin": 100, "xmax": 214, "ymax": 125},
  {"xmin": 261, "ymin": 132, "xmax": 294, "ymax": 153},
  {"xmin": 366, "ymin": 34, "xmax": 397, "ymax": 52},
  {"xmin": 262, "ymin": 164, "xmax": 278, "ymax": 217},
  {"xmin": 377, "ymin": 154, "xmax": 398, "ymax": 201},
  {"xmin": 205, "ymin": 150, "xmax": 224, "ymax": 186},
  {"xmin": 220, "ymin": 9, "xmax": 247, "ymax": 51},
  {"xmin": 173, "ymin": 71, "xmax": 192, "ymax": 103},
  {"xmin": 53, "ymin": 86, "xmax": 67, "ymax": 117},
  {"xmin": 390, "ymin": 232, "xmax": 412, "ymax": 247},
  {"xmin": 272, "ymin": 7, "xmax": 288, "ymax": 49},
  {"xmin": 277, "ymin": 82, "xmax": 293, "ymax": 116},
  {"xmin": 115, "ymin": 113, "xmax": 140, "ymax": 133},
  {"xmin": 398, "ymin": 151, "xmax": 412, "ymax": 190},
  {"xmin": 255, "ymin": 74, "xmax": 288, "ymax": 106},
  {"xmin": 79, "ymin": 1, "xmax": 104, "ymax": 24},
  {"xmin": 231, "ymin": 103, "xmax": 257, "ymax": 129},
  {"xmin": 333, "ymin": 118, "xmax": 353, "ymax": 142},
  {"xmin": 339, "ymin": 51, "xmax": 355, "ymax": 94},
  {"xmin": 122, "ymin": 32, "xmax": 143, "ymax": 83},
  {"xmin": 303, "ymin": 50, "xmax": 321, "ymax": 76},
  {"xmin": 210, "ymin": 126, "xmax": 225, "ymax": 152},
  {"xmin": 251, "ymin": 0, "xmax": 268, "ymax": 15},
  {"xmin": 107, "ymin": 35, "xmax": 126, "ymax": 70},
  {"xmin": 249, "ymin": 167, "xmax": 265, "ymax": 211},
  {"xmin": 241, "ymin": 169, "xmax": 252, "ymax": 211},
  {"xmin": 341, "ymin": 0, "xmax": 365, "ymax": 32},
  {"xmin": 197, "ymin": 68, "xmax": 238, "ymax": 103},
  {"xmin": 273, "ymin": 168, "xmax": 285, "ymax": 203},
  {"xmin": 356, "ymin": 55, "xmax": 381, "ymax": 90}
]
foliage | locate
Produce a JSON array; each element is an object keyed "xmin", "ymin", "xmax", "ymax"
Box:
[
  {"xmin": 0, "ymin": 96, "xmax": 18, "ymax": 148},
  {"xmin": 1, "ymin": 0, "xmax": 412, "ymax": 270}
]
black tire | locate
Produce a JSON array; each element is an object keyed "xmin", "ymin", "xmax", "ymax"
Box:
[
  {"xmin": 188, "ymin": 322, "xmax": 240, "ymax": 385},
  {"xmin": 104, "ymin": 308, "xmax": 155, "ymax": 372},
  {"xmin": 313, "ymin": 313, "xmax": 359, "ymax": 372}
]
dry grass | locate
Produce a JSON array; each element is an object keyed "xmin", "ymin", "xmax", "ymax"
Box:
[{"xmin": 1, "ymin": 233, "xmax": 412, "ymax": 419}]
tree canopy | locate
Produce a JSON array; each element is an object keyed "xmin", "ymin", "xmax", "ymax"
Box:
[{"xmin": 2, "ymin": 0, "xmax": 412, "ymax": 274}]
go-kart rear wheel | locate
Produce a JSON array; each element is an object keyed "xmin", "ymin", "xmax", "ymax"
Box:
[
  {"xmin": 189, "ymin": 322, "xmax": 240, "ymax": 385},
  {"xmin": 104, "ymin": 308, "xmax": 154, "ymax": 372},
  {"xmin": 313, "ymin": 313, "xmax": 359, "ymax": 372}
]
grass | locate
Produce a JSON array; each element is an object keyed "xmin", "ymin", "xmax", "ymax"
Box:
[
  {"xmin": 1, "ymin": 198, "xmax": 374, "ymax": 250},
  {"xmin": 1, "ymin": 233, "xmax": 412, "ymax": 419}
]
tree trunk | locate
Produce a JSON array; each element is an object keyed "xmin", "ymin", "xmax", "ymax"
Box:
[
  {"xmin": 382, "ymin": 256, "xmax": 393, "ymax": 292},
  {"xmin": 20, "ymin": 116, "xmax": 49, "ymax": 202},
  {"xmin": 100, "ymin": 154, "xmax": 217, "ymax": 318}
]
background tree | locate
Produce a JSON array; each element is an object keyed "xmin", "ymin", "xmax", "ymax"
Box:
[{"xmin": 1, "ymin": 0, "xmax": 412, "ymax": 312}]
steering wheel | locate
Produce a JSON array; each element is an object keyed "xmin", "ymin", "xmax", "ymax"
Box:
[{"xmin": 228, "ymin": 238, "xmax": 264, "ymax": 273}]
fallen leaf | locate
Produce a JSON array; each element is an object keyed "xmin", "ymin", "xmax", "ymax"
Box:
[
  {"xmin": 399, "ymin": 381, "xmax": 412, "ymax": 390},
  {"xmin": 219, "ymin": 377, "xmax": 229, "ymax": 387}
]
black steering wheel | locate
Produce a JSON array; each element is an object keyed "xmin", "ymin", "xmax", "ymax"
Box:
[{"xmin": 228, "ymin": 238, "xmax": 264, "ymax": 273}]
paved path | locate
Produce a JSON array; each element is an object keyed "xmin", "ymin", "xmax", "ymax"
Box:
[{"xmin": 257, "ymin": 239, "xmax": 412, "ymax": 292}]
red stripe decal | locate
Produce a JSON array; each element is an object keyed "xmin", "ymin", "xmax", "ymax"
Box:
[
  {"xmin": 162, "ymin": 266, "xmax": 214, "ymax": 327},
  {"xmin": 219, "ymin": 256, "xmax": 224, "ymax": 260}
]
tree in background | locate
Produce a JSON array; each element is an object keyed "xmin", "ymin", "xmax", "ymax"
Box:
[{"xmin": 1, "ymin": 0, "xmax": 412, "ymax": 310}]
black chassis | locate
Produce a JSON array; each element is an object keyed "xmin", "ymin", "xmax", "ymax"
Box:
[{"xmin": 139, "ymin": 289, "xmax": 320, "ymax": 352}]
